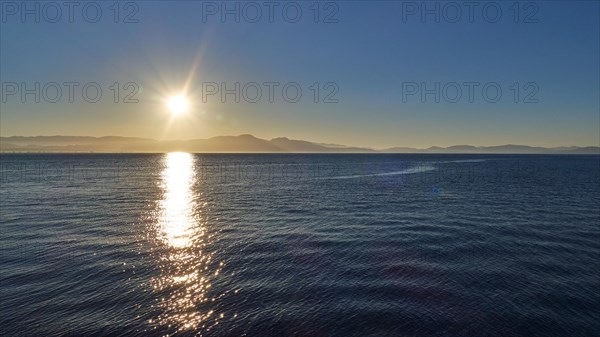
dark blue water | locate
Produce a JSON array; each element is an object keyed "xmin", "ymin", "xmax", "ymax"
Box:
[{"xmin": 1, "ymin": 154, "xmax": 599, "ymax": 336}]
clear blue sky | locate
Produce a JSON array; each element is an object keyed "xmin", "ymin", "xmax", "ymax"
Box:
[{"xmin": 1, "ymin": 1, "xmax": 598, "ymax": 148}]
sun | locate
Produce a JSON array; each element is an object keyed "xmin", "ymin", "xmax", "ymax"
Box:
[{"xmin": 167, "ymin": 95, "xmax": 189, "ymax": 115}]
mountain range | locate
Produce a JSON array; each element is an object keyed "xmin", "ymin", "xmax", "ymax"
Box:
[{"xmin": 0, "ymin": 135, "xmax": 598, "ymax": 154}]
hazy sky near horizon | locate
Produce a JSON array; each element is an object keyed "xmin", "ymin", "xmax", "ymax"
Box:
[{"xmin": 1, "ymin": 1, "xmax": 599, "ymax": 148}]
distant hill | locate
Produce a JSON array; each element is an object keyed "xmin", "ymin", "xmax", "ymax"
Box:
[
  {"xmin": 382, "ymin": 144, "xmax": 600, "ymax": 154},
  {"xmin": 0, "ymin": 135, "xmax": 598, "ymax": 154}
]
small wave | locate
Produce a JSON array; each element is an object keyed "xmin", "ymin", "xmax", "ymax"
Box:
[
  {"xmin": 441, "ymin": 159, "xmax": 488, "ymax": 163},
  {"xmin": 326, "ymin": 166, "xmax": 436, "ymax": 180}
]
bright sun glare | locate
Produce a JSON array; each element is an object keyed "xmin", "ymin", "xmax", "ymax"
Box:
[{"xmin": 167, "ymin": 95, "xmax": 189, "ymax": 115}]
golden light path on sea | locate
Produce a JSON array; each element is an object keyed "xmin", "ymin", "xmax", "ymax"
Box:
[
  {"xmin": 149, "ymin": 152, "xmax": 224, "ymax": 334},
  {"xmin": 159, "ymin": 152, "xmax": 196, "ymax": 249}
]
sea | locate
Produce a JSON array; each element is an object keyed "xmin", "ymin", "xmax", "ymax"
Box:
[{"xmin": 0, "ymin": 153, "xmax": 599, "ymax": 336}]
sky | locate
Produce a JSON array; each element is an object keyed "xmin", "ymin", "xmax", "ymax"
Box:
[{"xmin": 1, "ymin": 0, "xmax": 599, "ymax": 148}]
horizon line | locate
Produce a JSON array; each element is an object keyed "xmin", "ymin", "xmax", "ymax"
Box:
[{"xmin": 2, "ymin": 134, "xmax": 599, "ymax": 151}]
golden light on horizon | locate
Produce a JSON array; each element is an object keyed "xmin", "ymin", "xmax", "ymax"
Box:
[{"xmin": 166, "ymin": 95, "xmax": 189, "ymax": 116}]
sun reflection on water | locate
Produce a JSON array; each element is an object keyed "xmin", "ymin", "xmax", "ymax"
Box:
[
  {"xmin": 158, "ymin": 152, "xmax": 196, "ymax": 248},
  {"xmin": 149, "ymin": 152, "xmax": 224, "ymax": 334}
]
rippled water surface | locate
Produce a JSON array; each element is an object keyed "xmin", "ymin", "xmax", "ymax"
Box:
[{"xmin": 1, "ymin": 154, "xmax": 599, "ymax": 336}]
